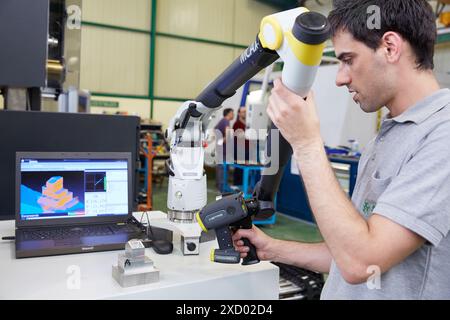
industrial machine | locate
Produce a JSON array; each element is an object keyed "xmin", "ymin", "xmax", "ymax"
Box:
[
  {"xmin": 0, "ymin": 0, "xmax": 85, "ymax": 113},
  {"xmin": 151, "ymin": 7, "xmax": 330, "ymax": 257}
]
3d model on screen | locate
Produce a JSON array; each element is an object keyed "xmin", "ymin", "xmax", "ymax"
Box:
[
  {"xmin": 20, "ymin": 172, "xmax": 85, "ymax": 216},
  {"xmin": 37, "ymin": 176, "xmax": 79, "ymax": 212}
]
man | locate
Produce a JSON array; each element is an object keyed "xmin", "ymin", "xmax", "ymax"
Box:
[
  {"xmin": 233, "ymin": 107, "xmax": 249, "ymax": 185},
  {"xmin": 215, "ymin": 108, "xmax": 234, "ymax": 192},
  {"xmin": 232, "ymin": 107, "xmax": 247, "ymax": 137},
  {"xmin": 233, "ymin": 0, "xmax": 450, "ymax": 299}
]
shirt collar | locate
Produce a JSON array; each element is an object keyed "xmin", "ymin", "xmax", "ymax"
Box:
[{"xmin": 387, "ymin": 89, "xmax": 450, "ymax": 125}]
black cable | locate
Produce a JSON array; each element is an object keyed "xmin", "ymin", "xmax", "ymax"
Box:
[
  {"xmin": 145, "ymin": 212, "xmax": 155, "ymax": 239},
  {"xmin": 138, "ymin": 211, "xmax": 155, "ymax": 239}
]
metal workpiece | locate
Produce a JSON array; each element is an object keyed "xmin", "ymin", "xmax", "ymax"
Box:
[{"xmin": 112, "ymin": 239, "xmax": 160, "ymax": 288}]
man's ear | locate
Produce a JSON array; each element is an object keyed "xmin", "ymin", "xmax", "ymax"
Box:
[{"xmin": 380, "ymin": 31, "xmax": 403, "ymax": 64}]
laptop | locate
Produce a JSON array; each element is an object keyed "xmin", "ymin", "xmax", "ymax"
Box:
[{"xmin": 15, "ymin": 152, "xmax": 146, "ymax": 259}]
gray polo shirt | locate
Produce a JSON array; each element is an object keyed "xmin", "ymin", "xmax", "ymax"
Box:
[{"xmin": 321, "ymin": 88, "xmax": 450, "ymax": 300}]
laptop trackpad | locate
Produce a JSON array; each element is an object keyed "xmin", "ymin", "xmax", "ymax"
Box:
[
  {"xmin": 81, "ymin": 234, "xmax": 129, "ymax": 246},
  {"xmin": 55, "ymin": 238, "xmax": 82, "ymax": 246}
]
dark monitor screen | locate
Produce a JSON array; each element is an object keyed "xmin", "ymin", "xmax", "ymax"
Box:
[{"xmin": 0, "ymin": 110, "xmax": 140, "ymax": 220}]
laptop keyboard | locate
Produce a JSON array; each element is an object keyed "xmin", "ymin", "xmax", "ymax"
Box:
[{"xmin": 22, "ymin": 224, "xmax": 141, "ymax": 241}]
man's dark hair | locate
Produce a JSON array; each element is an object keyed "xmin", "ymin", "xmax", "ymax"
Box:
[
  {"xmin": 223, "ymin": 108, "xmax": 234, "ymax": 117},
  {"xmin": 328, "ymin": 0, "xmax": 436, "ymax": 70},
  {"xmin": 236, "ymin": 107, "xmax": 245, "ymax": 120}
]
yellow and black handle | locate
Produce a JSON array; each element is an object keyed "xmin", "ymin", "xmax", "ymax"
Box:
[{"xmin": 197, "ymin": 193, "xmax": 260, "ymax": 265}]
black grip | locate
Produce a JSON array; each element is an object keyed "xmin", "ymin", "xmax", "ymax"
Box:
[
  {"xmin": 242, "ymin": 237, "xmax": 260, "ymax": 265},
  {"xmin": 234, "ymin": 216, "xmax": 260, "ymax": 266}
]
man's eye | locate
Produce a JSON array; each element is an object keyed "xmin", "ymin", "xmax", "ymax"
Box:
[{"xmin": 343, "ymin": 59, "xmax": 353, "ymax": 65}]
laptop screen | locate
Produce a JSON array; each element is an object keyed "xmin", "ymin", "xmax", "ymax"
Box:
[{"xmin": 19, "ymin": 158, "xmax": 129, "ymax": 221}]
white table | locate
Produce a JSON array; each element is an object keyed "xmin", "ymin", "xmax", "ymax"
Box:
[{"xmin": 0, "ymin": 212, "xmax": 279, "ymax": 300}]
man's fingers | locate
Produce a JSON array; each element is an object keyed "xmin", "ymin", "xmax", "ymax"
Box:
[
  {"xmin": 274, "ymin": 77, "xmax": 311, "ymax": 108},
  {"xmin": 273, "ymin": 77, "xmax": 302, "ymax": 102},
  {"xmin": 233, "ymin": 238, "xmax": 250, "ymax": 254},
  {"xmin": 273, "ymin": 77, "xmax": 283, "ymax": 89},
  {"xmin": 235, "ymin": 246, "xmax": 250, "ymax": 253},
  {"xmin": 274, "ymin": 77, "xmax": 293, "ymax": 95},
  {"xmin": 268, "ymin": 92, "xmax": 290, "ymax": 125},
  {"xmin": 232, "ymin": 228, "xmax": 253, "ymax": 242}
]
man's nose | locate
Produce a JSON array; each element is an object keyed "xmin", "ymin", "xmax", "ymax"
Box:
[{"xmin": 335, "ymin": 68, "xmax": 351, "ymax": 87}]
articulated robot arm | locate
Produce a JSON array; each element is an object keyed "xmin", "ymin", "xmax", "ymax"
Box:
[{"xmin": 165, "ymin": 7, "xmax": 330, "ymax": 259}]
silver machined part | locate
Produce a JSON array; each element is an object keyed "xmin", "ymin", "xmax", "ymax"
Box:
[{"xmin": 168, "ymin": 210, "xmax": 197, "ymax": 223}]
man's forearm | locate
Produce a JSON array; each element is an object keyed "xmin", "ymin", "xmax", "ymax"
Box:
[
  {"xmin": 271, "ymin": 240, "xmax": 332, "ymax": 274},
  {"xmin": 293, "ymin": 142, "xmax": 372, "ymax": 280}
]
